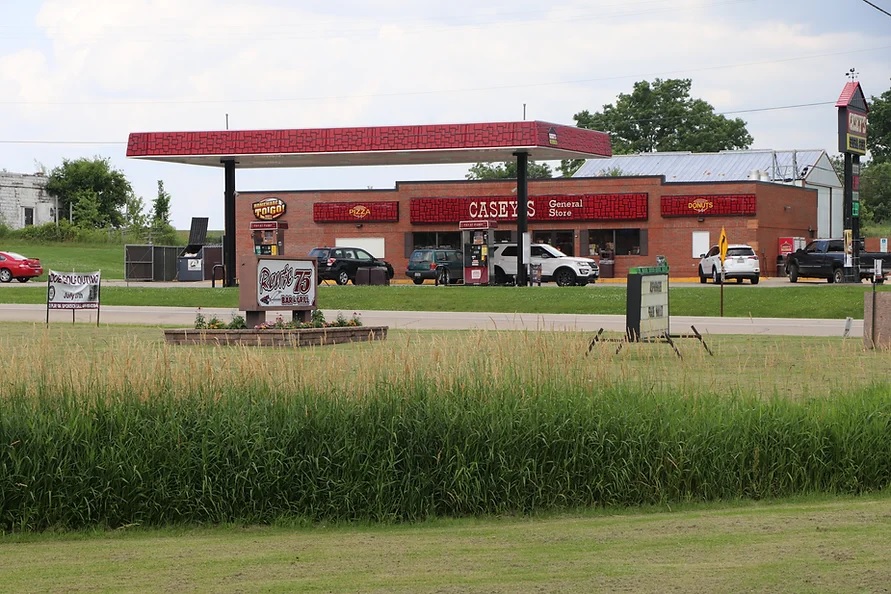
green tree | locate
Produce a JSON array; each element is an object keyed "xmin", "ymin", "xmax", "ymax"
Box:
[
  {"xmin": 45, "ymin": 157, "xmax": 133, "ymax": 227},
  {"xmin": 71, "ymin": 189, "xmax": 102, "ymax": 228},
  {"xmin": 561, "ymin": 78, "xmax": 754, "ymax": 176},
  {"xmin": 861, "ymin": 162, "xmax": 891, "ymax": 223},
  {"xmin": 152, "ymin": 180, "xmax": 172, "ymax": 225},
  {"xmin": 124, "ymin": 192, "xmax": 149, "ymax": 236},
  {"xmin": 466, "ymin": 160, "xmax": 552, "ymax": 180},
  {"xmin": 868, "ymin": 82, "xmax": 891, "ymax": 164},
  {"xmin": 149, "ymin": 180, "xmax": 178, "ymax": 245}
]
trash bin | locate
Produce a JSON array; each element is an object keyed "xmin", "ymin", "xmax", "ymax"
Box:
[
  {"xmin": 599, "ymin": 259, "xmax": 615, "ymax": 279},
  {"xmin": 528, "ymin": 263, "xmax": 542, "ymax": 286},
  {"xmin": 355, "ymin": 266, "xmax": 390, "ymax": 286},
  {"xmin": 776, "ymin": 256, "xmax": 785, "ymax": 278}
]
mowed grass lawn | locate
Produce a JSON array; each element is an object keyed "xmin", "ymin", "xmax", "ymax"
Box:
[
  {"xmin": 0, "ymin": 283, "xmax": 889, "ymax": 320},
  {"xmin": 1, "ymin": 239, "xmax": 889, "ymax": 318},
  {"xmin": 3, "ymin": 495, "xmax": 891, "ymax": 593},
  {"xmin": 2, "ymin": 242, "xmax": 890, "ymax": 591}
]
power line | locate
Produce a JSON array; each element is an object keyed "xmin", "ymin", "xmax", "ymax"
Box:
[
  {"xmin": 861, "ymin": 0, "xmax": 891, "ymax": 18},
  {"xmin": 0, "ymin": 140, "xmax": 124, "ymax": 145},
  {"xmin": 0, "ymin": 100, "xmax": 843, "ymax": 146},
  {"xmin": 719, "ymin": 101, "xmax": 834, "ymax": 116}
]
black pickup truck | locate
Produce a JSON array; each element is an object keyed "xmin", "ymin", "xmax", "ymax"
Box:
[{"xmin": 784, "ymin": 238, "xmax": 891, "ymax": 283}]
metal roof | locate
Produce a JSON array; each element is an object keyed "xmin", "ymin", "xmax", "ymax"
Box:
[{"xmin": 573, "ymin": 149, "xmax": 828, "ymax": 183}]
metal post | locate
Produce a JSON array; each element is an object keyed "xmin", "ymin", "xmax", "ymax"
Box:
[
  {"xmin": 515, "ymin": 151, "xmax": 528, "ymax": 287},
  {"xmin": 223, "ymin": 159, "xmax": 236, "ymax": 287},
  {"xmin": 852, "ymin": 155, "xmax": 861, "ymax": 281},
  {"xmin": 843, "ymin": 154, "xmax": 853, "ymax": 282}
]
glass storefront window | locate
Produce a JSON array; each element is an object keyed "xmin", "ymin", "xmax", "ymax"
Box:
[
  {"xmin": 412, "ymin": 232, "xmax": 460, "ymax": 249},
  {"xmin": 532, "ymin": 230, "xmax": 575, "ymax": 255},
  {"xmin": 588, "ymin": 229, "xmax": 644, "ymax": 257}
]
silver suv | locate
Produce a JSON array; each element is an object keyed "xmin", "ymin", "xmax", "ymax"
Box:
[{"xmin": 490, "ymin": 243, "xmax": 599, "ymax": 286}]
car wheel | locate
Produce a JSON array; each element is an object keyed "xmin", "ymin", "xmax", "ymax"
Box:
[
  {"xmin": 751, "ymin": 276, "xmax": 759, "ymax": 285},
  {"xmin": 493, "ymin": 267, "xmax": 509, "ymax": 285},
  {"xmin": 0, "ymin": 269, "xmax": 12, "ymax": 283},
  {"xmin": 788, "ymin": 263, "xmax": 799, "ymax": 283},
  {"xmin": 699, "ymin": 266, "xmax": 707, "ymax": 284},
  {"xmin": 412, "ymin": 278, "xmax": 424, "ymax": 285},
  {"xmin": 831, "ymin": 267, "xmax": 844, "ymax": 284},
  {"xmin": 554, "ymin": 268, "xmax": 576, "ymax": 287},
  {"xmin": 16, "ymin": 277, "xmax": 29, "ymax": 283},
  {"xmin": 336, "ymin": 270, "xmax": 350, "ymax": 285},
  {"xmin": 436, "ymin": 267, "xmax": 450, "ymax": 286},
  {"xmin": 712, "ymin": 268, "xmax": 722, "ymax": 284}
]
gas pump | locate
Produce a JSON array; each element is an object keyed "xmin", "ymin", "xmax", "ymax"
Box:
[
  {"xmin": 459, "ymin": 220, "xmax": 495, "ymax": 285},
  {"xmin": 251, "ymin": 221, "xmax": 287, "ymax": 255}
]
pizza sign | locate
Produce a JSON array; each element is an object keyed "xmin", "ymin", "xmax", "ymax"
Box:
[{"xmin": 349, "ymin": 204, "xmax": 371, "ymax": 219}]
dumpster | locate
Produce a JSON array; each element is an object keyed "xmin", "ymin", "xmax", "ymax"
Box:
[
  {"xmin": 355, "ymin": 266, "xmax": 390, "ymax": 286},
  {"xmin": 177, "ymin": 217, "xmax": 209, "ymax": 282},
  {"xmin": 599, "ymin": 259, "xmax": 615, "ymax": 279}
]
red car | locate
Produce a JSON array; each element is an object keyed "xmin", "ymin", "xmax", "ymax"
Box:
[{"xmin": 0, "ymin": 251, "xmax": 43, "ymax": 283}]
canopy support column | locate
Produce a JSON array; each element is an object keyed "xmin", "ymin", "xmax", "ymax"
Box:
[{"xmin": 223, "ymin": 158, "xmax": 237, "ymax": 287}]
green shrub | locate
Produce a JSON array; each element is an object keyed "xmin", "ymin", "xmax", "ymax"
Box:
[{"xmin": 16, "ymin": 221, "xmax": 78, "ymax": 242}]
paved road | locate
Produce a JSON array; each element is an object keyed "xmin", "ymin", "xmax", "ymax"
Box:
[{"xmin": 0, "ymin": 304, "xmax": 862, "ymax": 338}]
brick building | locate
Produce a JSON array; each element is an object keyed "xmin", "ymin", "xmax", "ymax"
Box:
[
  {"xmin": 125, "ymin": 123, "xmax": 828, "ymax": 283},
  {"xmin": 0, "ymin": 172, "xmax": 55, "ymax": 229},
  {"xmin": 236, "ymin": 173, "xmax": 817, "ymax": 280}
]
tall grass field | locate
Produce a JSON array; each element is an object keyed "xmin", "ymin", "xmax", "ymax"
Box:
[{"xmin": 1, "ymin": 326, "xmax": 889, "ymax": 532}]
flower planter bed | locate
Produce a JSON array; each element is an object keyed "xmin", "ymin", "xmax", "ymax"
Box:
[{"xmin": 164, "ymin": 326, "xmax": 388, "ymax": 347}]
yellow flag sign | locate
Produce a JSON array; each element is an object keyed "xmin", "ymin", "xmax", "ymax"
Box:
[{"xmin": 719, "ymin": 227, "xmax": 728, "ymax": 264}]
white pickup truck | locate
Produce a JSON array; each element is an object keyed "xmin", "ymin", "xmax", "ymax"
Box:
[{"xmin": 490, "ymin": 243, "xmax": 599, "ymax": 286}]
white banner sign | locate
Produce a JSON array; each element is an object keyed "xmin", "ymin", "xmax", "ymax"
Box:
[
  {"xmin": 256, "ymin": 259, "xmax": 316, "ymax": 308},
  {"xmin": 47, "ymin": 270, "xmax": 101, "ymax": 310}
]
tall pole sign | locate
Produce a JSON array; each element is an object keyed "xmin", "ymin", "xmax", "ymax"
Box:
[{"xmin": 836, "ymin": 73, "xmax": 869, "ymax": 282}]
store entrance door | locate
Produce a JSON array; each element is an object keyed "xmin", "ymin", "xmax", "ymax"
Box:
[{"xmin": 532, "ymin": 230, "xmax": 575, "ymax": 255}]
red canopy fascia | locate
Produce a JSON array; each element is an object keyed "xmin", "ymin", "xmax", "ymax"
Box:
[{"xmin": 126, "ymin": 120, "xmax": 611, "ymax": 167}]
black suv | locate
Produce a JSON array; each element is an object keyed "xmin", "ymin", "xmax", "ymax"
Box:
[
  {"xmin": 309, "ymin": 247, "xmax": 395, "ymax": 285},
  {"xmin": 406, "ymin": 247, "xmax": 463, "ymax": 285}
]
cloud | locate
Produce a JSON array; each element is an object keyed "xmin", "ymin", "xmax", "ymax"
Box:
[{"xmin": 0, "ymin": 0, "xmax": 888, "ymax": 228}]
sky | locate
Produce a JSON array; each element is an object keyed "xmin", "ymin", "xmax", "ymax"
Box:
[{"xmin": 1, "ymin": 0, "xmax": 890, "ymax": 229}]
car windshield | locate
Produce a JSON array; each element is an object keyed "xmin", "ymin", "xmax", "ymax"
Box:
[
  {"xmin": 538, "ymin": 245, "xmax": 568, "ymax": 257},
  {"xmin": 727, "ymin": 247, "xmax": 754, "ymax": 257}
]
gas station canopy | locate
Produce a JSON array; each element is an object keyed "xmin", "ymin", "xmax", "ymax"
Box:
[
  {"xmin": 126, "ymin": 119, "xmax": 611, "ymax": 288},
  {"xmin": 126, "ymin": 120, "xmax": 611, "ymax": 167}
]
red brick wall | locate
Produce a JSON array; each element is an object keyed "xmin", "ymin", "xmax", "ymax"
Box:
[{"xmin": 235, "ymin": 177, "xmax": 818, "ymax": 281}]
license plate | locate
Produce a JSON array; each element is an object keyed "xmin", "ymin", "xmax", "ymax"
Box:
[
  {"xmin": 414, "ymin": 272, "xmax": 421, "ymax": 277},
  {"xmin": 736, "ymin": 257, "xmax": 744, "ymax": 263}
]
